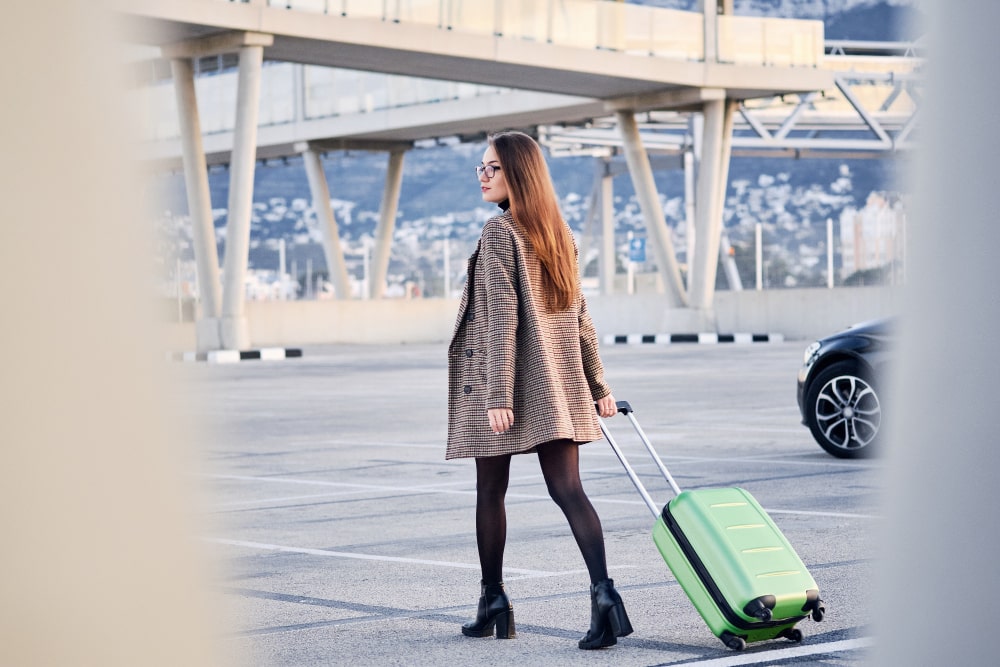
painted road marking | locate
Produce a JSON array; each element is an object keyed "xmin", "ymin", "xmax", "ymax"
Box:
[
  {"xmin": 207, "ymin": 538, "xmax": 565, "ymax": 577},
  {"xmin": 666, "ymin": 636, "xmax": 873, "ymax": 666},
  {"xmin": 204, "ymin": 473, "xmax": 878, "ymax": 520}
]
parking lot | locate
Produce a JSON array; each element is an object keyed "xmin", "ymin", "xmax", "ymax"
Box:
[{"xmin": 177, "ymin": 341, "xmax": 880, "ymax": 666}]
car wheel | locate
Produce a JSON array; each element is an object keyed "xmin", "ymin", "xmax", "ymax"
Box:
[{"xmin": 805, "ymin": 360, "xmax": 882, "ymax": 458}]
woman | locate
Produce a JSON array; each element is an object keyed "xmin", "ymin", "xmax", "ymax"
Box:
[{"xmin": 446, "ymin": 131, "xmax": 632, "ymax": 650}]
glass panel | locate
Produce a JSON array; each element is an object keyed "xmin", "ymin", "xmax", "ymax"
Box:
[
  {"xmin": 651, "ymin": 9, "xmax": 703, "ymax": 61},
  {"xmin": 550, "ymin": 0, "xmax": 598, "ymax": 50},
  {"xmin": 763, "ymin": 18, "xmax": 795, "ymax": 67},
  {"xmin": 618, "ymin": 3, "xmax": 653, "ymax": 55},
  {"xmin": 595, "ymin": 1, "xmax": 622, "ymax": 51},
  {"xmin": 343, "ymin": 0, "xmax": 383, "ymax": 19},
  {"xmin": 499, "ymin": 0, "xmax": 547, "ymax": 42},
  {"xmin": 131, "ymin": 82, "xmax": 180, "ymax": 141},
  {"xmin": 794, "ymin": 20, "xmax": 823, "ymax": 67},
  {"xmin": 196, "ymin": 71, "xmax": 237, "ymax": 133},
  {"xmin": 360, "ymin": 72, "xmax": 390, "ymax": 112},
  {"xmin": 286, "ymin": 0, "xmax": 328, "ymax": 13},
  {"xmin": 303, "ymin": 65, "xmax": 335, "ymax": 117},
  {"xmin": 259, "ymin": 63, "xmax": 295, "ymax": 125},
  {"xmin": 396, "ymin": 0, "xmax": 441, "ymax": 27},
  {"xmin": 718, "ymin": 16, "xmax": 823, "ymax": 67},
  {"xmin": 717, "ymin": 16, "xmax": 763, "ymax": 65},
  {"xmin": 448, "ymin": 0, "xmax": 496, "ymax": 35},
  {"xmin": 387, "ymin": 75, "xmax": 421, "ymax": 107},
  {"xmin": 304, "ymin": 67, "xmax": 369, "ymax": 117}
]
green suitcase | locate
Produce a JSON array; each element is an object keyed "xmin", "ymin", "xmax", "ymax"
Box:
[{"xmin": 601, "ymin": 401, "xmax": 825, "ymax": 651}]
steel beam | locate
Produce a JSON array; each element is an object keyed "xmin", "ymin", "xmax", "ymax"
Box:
[{"xmin": 834, "ymin": 75, "xmax": 892, "ymax": 147}]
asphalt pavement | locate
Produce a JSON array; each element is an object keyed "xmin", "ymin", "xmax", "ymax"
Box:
[{"xmin": 174, "ymin": 341, "xmax": 879, "ymax": 666}]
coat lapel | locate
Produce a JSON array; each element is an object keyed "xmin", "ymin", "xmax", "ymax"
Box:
[{"xmin": 450, "ymin": 240, "xmax": 481, "ymax": 345}]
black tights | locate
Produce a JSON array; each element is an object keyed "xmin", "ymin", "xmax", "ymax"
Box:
[{"xmin": 474, "ymin": 440, "xmax": 608, "ymax": 586}]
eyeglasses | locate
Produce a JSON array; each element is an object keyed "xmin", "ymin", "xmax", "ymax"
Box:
[{"xmin": 475, "ymin": 163, "xmax": 501, "ymax": 179}]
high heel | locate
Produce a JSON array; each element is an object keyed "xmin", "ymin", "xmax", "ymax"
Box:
[
  {"xmin": 578, "ymin": 578, "xmax": 633, "ymax": 650},
  {"xmin": 462, "ymin": 580, "xmax": 516, "ymax": 639}
]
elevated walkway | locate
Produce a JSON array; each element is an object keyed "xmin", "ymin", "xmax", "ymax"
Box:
[
  {"xmin": 544, "ymin": 45, "xmax": 921, "ymax": 158},
  {"xmin": 132, "ymin": 51, "xmax": 919, "ymax": 166},
  {"xmin": 122, "ymin": 0, "xmax": 828, "ymax": 101},
  {"xmin": 118, "ymin": 0, "xmax": 842, "ymax": 351}
]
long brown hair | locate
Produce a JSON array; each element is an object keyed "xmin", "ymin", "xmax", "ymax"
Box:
[{"xmin": 489, "ymin": 131, "xmax": 578, "ymax": 312}]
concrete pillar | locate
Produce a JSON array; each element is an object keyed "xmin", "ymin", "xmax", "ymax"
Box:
[
  {"xmin": 702, "ymin": 0, "xmax": 718, "ymax": 63},
  {"xmin": 301, "ymin": 148, "xmax": 352, "ymax": 299},
  {"xmin": 369, "ymin": 150, "xmax": 406, "ymax": 299},
  {"xmin": 615, "ymin": 110, "xmax": 687, "ymax": 307},
  {"xmin": 688, "ymin": 98, "xmax": 735, "ymax": 310},
  {"xmin": 683, "ymin": 149, "xmax": 696, "ymax": 269},
  {"xmin": 577, "ymin": 173, "xmax": 600, "ymax": 277},
  {"xmin": 219, "ymin": 44, "xmax": 265, "ymax": 350},
  {"xmin": 168, "ymin": 57, "xmax": 223, "ymax": 352},
  {"xmin": 600, "ymin": 162, "xmax": 616, "ymax": 295}
]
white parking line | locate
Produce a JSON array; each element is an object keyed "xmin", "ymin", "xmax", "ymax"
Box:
[
  {"xmin": 581, "ymin": 450, "xmax": 881, "ymax": 469},
  {"xmin": 215, "ymin": 491, "xmax": 374, "ymax": 508},
  {"xmin": 207, "ymin": 538, "xmax": 563, "ymax": 577},
  {"xmin": 671, "ymin": 636, "xmax": 873, "ymax": 666},
  {"xmin": 766, "ymin": 508, "xmax": 878, "ymax": 520},
  {"xmin": 203, "ymin": 473, "xmax": 878, "ymax": 520}
]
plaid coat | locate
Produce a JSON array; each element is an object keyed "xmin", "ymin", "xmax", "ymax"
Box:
[{"xmin": 445, "ymin": 210, "xmax": 612, "ymax": 460}]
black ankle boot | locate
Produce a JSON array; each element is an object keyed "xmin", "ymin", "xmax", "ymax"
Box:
[
  {"xmin": 578, "ymin": 578, "xmax": 633, "ymax": 650},
  {"xmin": 462, "ymin": 580, "xmax": 516, "ymax": 639}
]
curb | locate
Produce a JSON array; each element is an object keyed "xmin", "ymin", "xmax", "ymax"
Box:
[
  {"xmin": 603, "ymin": 333, "xmax": 784, "ymax": 345},
  {"xmin": 169, "ymin": 348, "xmax": 304, "ymax": 363}
]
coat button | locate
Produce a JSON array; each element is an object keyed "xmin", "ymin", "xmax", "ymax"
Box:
[
  {"xmin": 466, "ymin": 311, "xmax": 475, "ymax": 321},
  {"xmin": 463, "ymin": 385, "xmax": 472, "ymax": 394},
  {"xmin": 465, "ymin": 349, "xmax": 474, "ymax": 358}
]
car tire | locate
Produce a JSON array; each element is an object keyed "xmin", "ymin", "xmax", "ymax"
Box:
[{"xmin": 804, "ymin": 360, "xmax": 882, "ymax": 459}]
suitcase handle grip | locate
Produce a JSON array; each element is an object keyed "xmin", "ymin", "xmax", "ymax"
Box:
[{"xmin": 599, "ymin": 400, "xmax": 683, "ymax": 519}]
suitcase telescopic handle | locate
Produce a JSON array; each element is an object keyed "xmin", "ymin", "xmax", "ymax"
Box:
[{"xmin": 598, "ymin": 400, "xmax": 683, "ymax": 519}]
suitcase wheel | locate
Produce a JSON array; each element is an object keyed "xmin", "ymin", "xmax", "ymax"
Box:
[
  {"xmin": 812, "ymin": 602, "xmax": 826, "ymax": 622},
  {"xmin": 720, "ymin": 631, "xmax": 747, "ymax": 651},
  {"xmin": 777, "ymin": 626, "xmax": 804, "ymax": 643}
]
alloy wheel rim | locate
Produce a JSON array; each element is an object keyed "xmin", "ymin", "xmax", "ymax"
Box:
[{"xmin": 814, "ymin": 375, "xmax": 881, "ymax": 451}]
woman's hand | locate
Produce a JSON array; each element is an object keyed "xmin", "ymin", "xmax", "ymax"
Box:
[
  {"xmin": 488, "ymin": 408, "xmax": 514, "ymax": 434},
  {"xmin": 596, "ymin": 394, "xmax": 617, "ymax": 418}
]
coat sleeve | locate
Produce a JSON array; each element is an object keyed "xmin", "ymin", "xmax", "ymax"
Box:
[
  {"xmin": 481, "ymin": 218, "xmax": 519, "ymax": 410},
  {"xmin": 579, "ymin": 289, "xmax": 612, "ymax": 401}
]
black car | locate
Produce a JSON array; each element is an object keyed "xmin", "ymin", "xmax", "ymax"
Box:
[{"xmin": 797, "ymin": 317, "xmax": 894, "ymax": 458}]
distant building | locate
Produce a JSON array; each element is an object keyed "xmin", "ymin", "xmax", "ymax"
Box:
[
  {"xmin": 245, "ymin": 269, "xmax": 299, "ymax": 301},
  {"xmin": 839, "ymin": 192, "xmax": 905, "ymax": 281}
]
